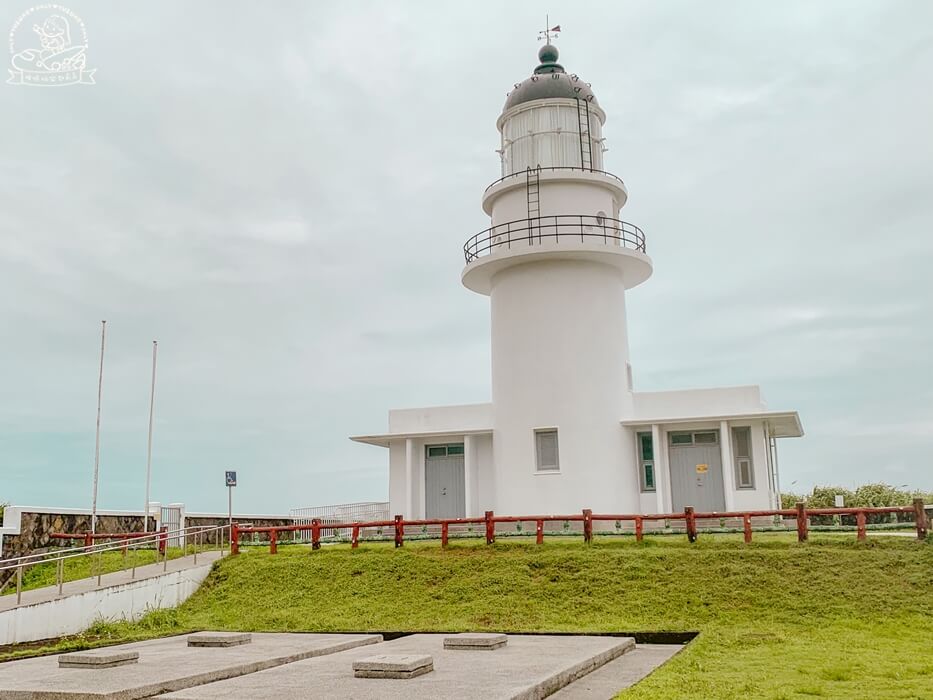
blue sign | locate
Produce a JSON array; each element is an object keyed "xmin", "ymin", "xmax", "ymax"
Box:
[{"xmin": 225, "ymin": 471, "xmax": 237, "ymax": 487}]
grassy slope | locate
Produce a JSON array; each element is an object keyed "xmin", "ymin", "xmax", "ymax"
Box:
[{"xmin": 5, "ymin": 535, "xmax": 933, "ymax": 699}]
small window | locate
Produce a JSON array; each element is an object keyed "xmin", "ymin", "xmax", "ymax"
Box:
[
  {"xmin": 694, "ymin": 432, "xmax": 718, "ymax": 445},
  {"xmin": 671, "ymin": 433, "xmax": 693, "ymax": 446},
  {"xmin": 637, "ymin": 432, "xmax": 655, "ymax": 492},
  {"xmin": 426, "ymin": 443, "xmax": 464, "ymax": 458},
  {"xmin": 731, "ymin": 427, "xmax": 754, "ymax": 488},
  {"xmin": 535, "ymin": 430, "xmax": 560, "ymax": 472}
]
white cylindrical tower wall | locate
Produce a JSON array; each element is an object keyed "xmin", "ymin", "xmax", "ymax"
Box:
[
  {"xmin": 487, "ymin": 177, "xmax": 624, "ymax": 228},
  {"xmin": 489, "ymin": 259, "xmax": 640, "ymax": 513}
]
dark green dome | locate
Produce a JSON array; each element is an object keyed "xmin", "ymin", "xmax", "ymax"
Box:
[{"xmin": 504, "ymin": 45, "xmax": 598, "ymax": 111}]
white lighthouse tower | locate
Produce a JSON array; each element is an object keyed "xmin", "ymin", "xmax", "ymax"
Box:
[
  {"xmin": 352, "ymin": 40, "xmax": 802, "ymax": 521},
  {"xmin": 462, "ymin": 41, "xmax": 652, "ymax": 514}
]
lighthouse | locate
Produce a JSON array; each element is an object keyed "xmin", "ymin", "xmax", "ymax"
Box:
[
  {"xmin": 462, "ymin": 42, "xmax": 652, "ymax": 514},
  {"xmin": 352, "ymin": 41, "xmax": 802, "ymax": 520}
]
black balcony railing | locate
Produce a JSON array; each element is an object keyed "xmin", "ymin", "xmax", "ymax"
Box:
[
  {"xmin": 484, "ymin": 166, "xmax": 625, "ymax": 194},
  {"xmin": 464, "ymin": 214, "xmax": 646, "ymax": 264}
]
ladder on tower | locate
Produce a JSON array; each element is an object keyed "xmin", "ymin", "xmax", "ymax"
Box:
[
  {"xmin": 526, "ymin": 165, "xmax": 541, "ymax": 244},
  {"xmin": 576, "ymin": 97, "xmax": 593, "ymax": 171}
]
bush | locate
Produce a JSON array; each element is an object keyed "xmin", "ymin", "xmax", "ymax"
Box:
[{"xmin": 781, "ymin": 483, "xmax": 932, "ymax": 526}]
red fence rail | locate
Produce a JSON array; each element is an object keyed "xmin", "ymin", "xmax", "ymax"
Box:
[{"xmin": 230, "ymin": 499, "xmax": 929, "ymax": 555}]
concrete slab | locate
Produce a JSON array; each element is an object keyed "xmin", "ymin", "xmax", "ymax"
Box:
[
  {"xmin": 443, "ymin": 632, "xmax": 508, "ymax": 650},
  {"xmin": 159, "ymin": 633, "xmax": 635, "ymax": 700},
  {"xmin": 0, "ymin": 632, "xmax": 381, "ymax": 699},
  {"xmin": 353, "ymin": 654, "xmax": 433, "ymax": 679},
  {"xmin": 549, "ymin": 644, "xmax": 685, "ymax": 698},
  {"xmin": 187, "ymin": 633, "xmax": 251, "ymax": 648},
  {"xmin": 59, "ymin": 650, "xmax": 139, "ymax": 669}
]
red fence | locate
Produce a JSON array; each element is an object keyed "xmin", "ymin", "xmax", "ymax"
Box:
[
  {"xmin": 231, "ymin": 499, "xmax": 929, "ymax": 555},
  {"xmin": 50, "ymin": 526, "xmax": 168, "ymax": 554}
]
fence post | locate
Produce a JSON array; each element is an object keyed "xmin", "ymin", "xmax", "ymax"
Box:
[
  {"xmin": 485, "ymin": 511, "xmax": 495, "ymax": 544},
  {"xmin": 159, "ymin": 526, "xmax": 168, "ymax": 554},
  {"xmin": 635, "ymin": 517, "xmax": 643, "ymax": 542},
  {"xmin": 535, "ymin": 519, "xmax": 544, "ymax": 545},
  {"xmin": 351, "ymin": 525, "xmax": 360, "ymax": 549},
  {"xmin": 311, "ymin": 519, "xmax": 321, "ymax": 550},
  {"xmin": 16, "ymin": 564, "xmax": 23, "ymax": 605},
  {"xmin": 84, "ymin": 533, "xmax": 92, "ymax": 549},
  {"xmin": 583, "ymin": 509, "xmax": 593, "ymax": 544},
  {"xmin": 230, "ymin": 523, "xmax": 240, "ymax": 555},
  {"xmin": 394, "ymin": 515, "xmax": 404, "ymax": 548},
  {"xmin": 856, "ymin": 511, "xmax": 866, "ymax": 542},
  {"xmin": 685, "ymin": 507, "xmax": 697, "ymax": 543},
  {"xmin": 913, "ymin": 498, "xmax": 928, "ymax": 540},
  {"xmin": 441, "ymin": 522, "xmax": 449, "ymax": 547},
  {"xmin": 269, "ymin": 529, "xmax": 278, "ymax": 554},
  {"xmin": 796, "ymin": 502, "xmax": 808, "ymax": 542},
  {"xmin": 743, "ymin": 514, "xmax": 752, "ymax": 544}
]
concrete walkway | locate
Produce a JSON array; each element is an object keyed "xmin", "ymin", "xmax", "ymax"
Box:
[
  {"xmin": 549, "ymin": 643, "xmax": 684, "ymax": 698},
  {"xmin": 0, "ymin": 549, "xmax": 225, "ymax": 614}
]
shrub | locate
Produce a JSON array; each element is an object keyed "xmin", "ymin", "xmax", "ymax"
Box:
[{"xmin": 782, "ymin": 483, "xmax": 932, "ymax": 526}]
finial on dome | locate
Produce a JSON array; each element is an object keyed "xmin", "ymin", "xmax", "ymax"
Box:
[
  {"xmin": 535, "ymin": 17, "xmax": 564, "ymax": 74},
  {"xmin": 538, "ymin": 44, "xmax": 559, "ymax": 64}
]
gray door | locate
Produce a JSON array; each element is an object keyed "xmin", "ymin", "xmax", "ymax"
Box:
[
  {"xmin": 669, "ymin": 432, "xmax": 726, "ymax": 513},
  {"xmin": 425, "ymin": 446, "xmax": 466, "ymax": 519}
]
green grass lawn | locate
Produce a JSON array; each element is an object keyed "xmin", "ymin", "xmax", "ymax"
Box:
[{"xmin": 2, "ymin": 534, "xmax": 931, "ymax": 699}]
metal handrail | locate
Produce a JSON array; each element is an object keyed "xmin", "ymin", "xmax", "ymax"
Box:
[
  {"xmin": 484, "ymin": 166, "xmax": 625, "ymax": 194},
  {"xmin": 464, "ymin": 213, "xmax": 646, "ymax": 264},
  {"xmin": 0, "ymin": 523, "xmax": 232, "ymax": 605},
  {"xmin": 0, "ymin": 524, "xmax": 214, "ymax": 570}
]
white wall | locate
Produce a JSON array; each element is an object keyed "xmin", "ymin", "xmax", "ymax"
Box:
[
  {"xmin": 488, "ymin": 177, "xmax": 623, "ymax": 230},
  {"xmin": 632, "ymin": 386, "xmax": 766, "ymax": 420},
  {"xmin": 473, "ymin": 434, "xmax": 495, "ymax": 514},
  {"xmin": 0, "ymin": 563, "xmax": 212, "ymax": 646},
  {"xmin": 388, "ymin": 403, "xmax": 492, "ymax": 435},
  {"xmin": 490, "ymin": 258, "xmax": 639, "ymax": 514}
]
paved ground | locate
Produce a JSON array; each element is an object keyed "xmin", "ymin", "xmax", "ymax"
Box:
[
  {"xmin": 0, "ymin": 550, "xmax": 225, "ymax": 613},
  {"xmin": 550, "ymin": 643, "xmax": 684, "ymax": 698},
  {"xmin": 0, "ymin": 632, "xmax": 382, "ymax": 699},
  {"xmin": 159, "ymin": 633, "xmax": 636, "ymax": 700}
]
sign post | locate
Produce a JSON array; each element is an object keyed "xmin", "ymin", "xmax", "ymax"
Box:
[{"xmin": 225, "ymin": 470, "xmax": 237, "ymax": 548}]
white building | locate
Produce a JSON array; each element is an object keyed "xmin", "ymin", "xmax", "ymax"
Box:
[{"xmin": 351, "ymin": 44, "xmax": 803, "ymax": 519}]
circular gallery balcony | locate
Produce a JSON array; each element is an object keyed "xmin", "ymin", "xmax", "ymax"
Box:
[{"xmin": 461, "ymin": 214, "xmax": 653, "ymax": 295}]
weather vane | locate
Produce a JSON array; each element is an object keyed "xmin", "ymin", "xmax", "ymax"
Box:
[{"xmin": 538, "ymin": 15, "xmax": 561, "ymax": 44}]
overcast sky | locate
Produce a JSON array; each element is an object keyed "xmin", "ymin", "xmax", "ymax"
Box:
[{"xmin": 1, "ymin": 1, "xmax": 931, "ymax": 515}]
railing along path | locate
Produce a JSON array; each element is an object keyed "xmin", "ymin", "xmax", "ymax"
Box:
[{"xmin": 0, "ymin": 523, "xmax": 232, "ymax": 606}]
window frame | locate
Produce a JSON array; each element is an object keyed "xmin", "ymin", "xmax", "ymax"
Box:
[
  {"xmin": 731, "ymin": 426, "xmax": 755, "ymax": 489},
  {"xmin": 637, "ymin": 431, "xmax": 656, "ymax": 492},
  {"xmin": 534, "ymin": 428, "xmax": 560, "ymax": 474},
  {"xmin": 425, "ymin": 443, "xmax": 465, "ymax": 459}
]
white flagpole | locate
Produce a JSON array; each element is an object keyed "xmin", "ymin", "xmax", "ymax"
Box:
[
  {"xmin": 144, "ymin": 340, "xmax": 158, "ymax": 533},
  {"xmin": 91, "ymin": 320, "xmax": 106, "ymax": 535}
]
